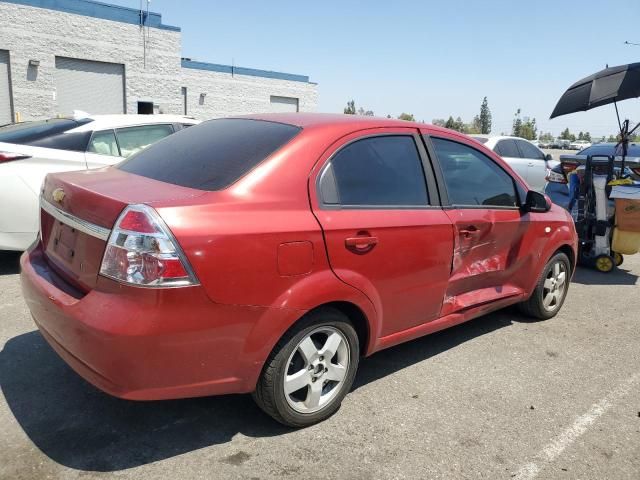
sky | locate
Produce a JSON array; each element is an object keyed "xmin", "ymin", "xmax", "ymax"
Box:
[{"xmin": 108, "ymin": 0, "xmax": 640, "ymax": 138}]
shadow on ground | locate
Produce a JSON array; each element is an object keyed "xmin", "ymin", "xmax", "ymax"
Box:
[
  {"xmin": 0, "ymin": 251, "xmax": 21, "ymax": 276},
  {"xmin": 571, "ymin": 265, "xmax": 638, "ymax": 286},
  {"xmin": 0, "ymin": 310, "xmax": 519, "ymax": 472}
]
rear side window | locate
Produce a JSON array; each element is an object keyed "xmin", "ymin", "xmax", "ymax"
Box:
[
  {"xmin": 431, "ymin": 137, "xmax": 517, "ymax": 207},
  {"xmin": 88, "ymin": 130, "xmax": 119, "ymax": 156},
  {"xmin": 322, "ymin": 135, "xmax": 428, "ymax": 207},
  {"xmin": 115, "ymin": 124, "xmax": 174, "ymax": 157},
  {"xmin": 516, "ymin": 140, "xmax": 545, "ymax": 160},
  {"xmin": 494, "ymin": 139, "xmax": 520, "ymax": 158},
  {"xmin": 0, "ymin": 118, "xmax": 93, "ymax": 145},
  {"xmin": 118, "ymin": 119, "xmax": 301, "ymax": 191}
]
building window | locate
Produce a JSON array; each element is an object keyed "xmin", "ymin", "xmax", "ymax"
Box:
[{"xmin": 181, "ymin": 87, "xmax": 187, "ymax": 115}]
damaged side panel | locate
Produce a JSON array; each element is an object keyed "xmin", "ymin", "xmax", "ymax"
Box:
[{"xmin": 441, "ymin": 208, "xmax": 532, "ymax": 315}]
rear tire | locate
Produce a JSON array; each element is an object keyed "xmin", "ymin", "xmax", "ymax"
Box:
[
  {"xmin": 252, "ymin": 308, "xmax": 360, "ymax": 427},
  {"xmin": 518, "ymin": 252, "xmax": 571, "ymax": 320}
]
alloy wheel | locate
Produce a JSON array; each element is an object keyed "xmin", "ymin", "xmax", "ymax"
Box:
[
  {"xmin": 284, "ymin": 326, "xmax": 350, "ymax": 414},
  {"xmin": 542, "ymin": 260, "xmax": 567, "ymax": 312}
]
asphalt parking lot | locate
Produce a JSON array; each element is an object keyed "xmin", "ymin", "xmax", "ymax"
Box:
[{"xmin": 0, "ymin": 250, "xmax": 638, "ymax": 480}]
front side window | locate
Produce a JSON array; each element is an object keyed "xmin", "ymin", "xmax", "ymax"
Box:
[
  {"xmin": 87, "ymin": 130, "xmax": 119, "ymax": 156},
  {"xmin": 516, "ymin": 140, "xmax": 545, "ymax": 160},
  {"xmin": 431, "ymin": 137, "xmax": 518, "ymax": 207},
  {"xmin": 115, "ymin": 124, "xmax": 174, "ymax": 158},
  {"xmin": 323, "ymin": 135, "xmax": 428, "ymax": 206},
  {"xmin": 494, "ymin": 139, "xmax": 520, "ymax": 158}
]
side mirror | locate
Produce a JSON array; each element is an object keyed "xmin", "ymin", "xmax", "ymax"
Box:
[
  {"xmin": 523, "ymin": 190, "xmax": 551, "ymax": 212},
  {"xmin": 545, "ymin": 153, "xmax": 553, "ymax": 161}
]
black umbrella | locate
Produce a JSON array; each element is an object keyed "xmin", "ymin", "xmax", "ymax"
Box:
[{"xmin": 550, "ymin": 62, "xmax": 640, "ymax": 119}]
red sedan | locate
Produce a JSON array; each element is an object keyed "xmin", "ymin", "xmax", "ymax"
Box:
[{"xmin": 20, "ymin": 114, "xmax": 577, "ymax": 426}]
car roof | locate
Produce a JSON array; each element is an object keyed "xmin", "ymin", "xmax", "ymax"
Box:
[
  {"xmin": 234, "ymin": 112, "xmax": 456, "ymax": 136},
  {"xmin": 71, "ymin": 114, "xmax": 200, "ymax": 132}
]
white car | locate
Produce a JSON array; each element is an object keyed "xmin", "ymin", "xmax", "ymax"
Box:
[
  {"xmin": 0, "ymin": 114, "xmax": 199, "ymax": 251},
  {"xmin": 471, "ymin": 135, "xmax": 559, "ymax": 192},
  {"xmin": 569, "ymin": 140, "xmax": 592, "ymax": 151}
]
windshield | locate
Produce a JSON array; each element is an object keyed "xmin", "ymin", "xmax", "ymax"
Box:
[
  {"xmin": 0, "ymin": 118, "xmax": 93, "ymax": 144},
  {"xmin": 118, "ymin": 118, "xmax": 302, "ymax": 191}
]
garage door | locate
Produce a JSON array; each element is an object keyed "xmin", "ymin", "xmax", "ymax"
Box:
[
  {"xmin": 0, "ymin": 50, "xmax": 12, "ymax": 125},
  {"xmin": 55, "ymin": 57, "xmax": 125, "ymax": 115},
  {"xmin": 270, "ymin": 95, "xmax": 299, "ymax": 113}
]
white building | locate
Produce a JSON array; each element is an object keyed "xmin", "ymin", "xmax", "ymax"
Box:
[{"xmin": 0, "ymin": 0, "xmax": 318, "ymax": 124}]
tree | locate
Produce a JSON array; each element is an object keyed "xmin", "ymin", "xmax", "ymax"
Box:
[
  {"xmin": 559, "ymin": 128, "xmax": 576, "ymax": 141},
  {"xmin": 343, "ymin": 100, "xmax": 356, "ymax": 115},
  {"xmin": 539, "ymin": 132, "xmax": 554, "ymax": 143},
  {"xmin": 512, "ymin": 109, "xmax": 523, "ymax": 137},
  {"xmin": 520, "ymin": 118, "xmax": 537, "ymax": 140},
  {"xmin": 479, "ymin": 96, "xmax": 492, "ymax": 134},
  {"xmin": 583, "ymin": 131, "xmax": 592, "ymax": 142},
  {"xmin": 357, "ymin": 107, "xmax": 374, "ymax": 116},
  {"xmin": 432, "ymin": 118, "xmax": 447, "ymax": 127},
  {"xmin": 512, "ymin": 108, "xmax": 537, "ymax": 140},
  {"xmin": 398, "ymin": 112, "xmax": 415, "ymax": 121},
  {"xmin": 607, "ymin": 134, "xmax": 618, "ymax": 142},
  {"xmin": 468, "ymin": 115, "xmax": 482, "ymax": 134}
]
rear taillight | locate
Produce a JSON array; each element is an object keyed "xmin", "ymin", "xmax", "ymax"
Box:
[
  {"xmin": 99, "ymin": 204, "xmax": 199, "ymax": 287},
  {"xmin": 561, "ymin": 160, "xmax": 580, "ymax": 176},
  {"xmin": 0, "ymin": 151, "xmax": 31, "ymax": 163},
  {"xmin": 546, "ymin": 169, "xmax": 567, "ymax": 184}
]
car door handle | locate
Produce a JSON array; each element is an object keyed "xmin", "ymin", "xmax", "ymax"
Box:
[{"xmin": 345, "ymin": 235, "xmax": 378, "ymax": 253}]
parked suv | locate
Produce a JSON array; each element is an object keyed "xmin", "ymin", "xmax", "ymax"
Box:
[{"xmin": 21, "ymin": 114, "xmax": 577, "ymax": 427}]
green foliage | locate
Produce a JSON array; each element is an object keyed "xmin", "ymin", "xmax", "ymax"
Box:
[
  {"xmin": 398, "ymin": 112, "xmax": 415, "ymax": 121},
  {"xmin": 559, "ymin": 128, "xmax": 576, "ymax": 141},
  {"xmin": 432, "ymin": 118, "xmax": 447, "ymax": 127},
  {"xmin": 539, "ymin": 132, "xmax": 554, "ymax": 143},
  {"xmin": 343, "ymin": 100, "xmax": 356, "ymax": 115},
  {"xmin": 357, "ymin": 107, "xmax": 374, "ymax": 116},
  {"xmin": 512, "ymin": 109, "xmax": 537, "ymax": 140},
  {"xmin": 479, "ymin": 97, "xmax": 492, "ymax": 134},
  {"xmin": 444, "ymin": 116, "xmax": 465, "ymax": 132},
  {"xmin": 344, "ymin": 100, "xmax": 374, "ymax": 116}
]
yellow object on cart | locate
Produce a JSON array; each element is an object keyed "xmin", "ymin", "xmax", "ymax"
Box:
[
  {"xmin": 612, "ymin": 228, "xmax": 640, "ymax": 255},
  {"xmin": 610, "ymin": 185, "xmax": 640, "ymax": 255}
]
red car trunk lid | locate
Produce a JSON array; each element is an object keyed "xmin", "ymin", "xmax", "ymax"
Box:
[{"xmin": 40, "ymin": 167, "xmax": 207, "ymax": 291}]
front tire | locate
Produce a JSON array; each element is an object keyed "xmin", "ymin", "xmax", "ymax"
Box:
[
  {"xmin": 252, "ymin": 308, "xmax": 360, "ymax": 427},
  {"xmin": 518, "ymin": 252, "xmax": 571, "ymax": 320}
]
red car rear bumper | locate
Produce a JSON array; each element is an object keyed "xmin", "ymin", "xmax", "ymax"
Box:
[{"xmin": 20, "ymin": 244, "xmax": 301, "ymax": 400}]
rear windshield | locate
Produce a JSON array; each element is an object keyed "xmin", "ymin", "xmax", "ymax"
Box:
[
  {"xmin": 0, "ymin": 118, "xmax": 93, "ymax": 146},
  {"xmin": 118, "ymin": 118, "xmax": 302, "ymax": 191}
]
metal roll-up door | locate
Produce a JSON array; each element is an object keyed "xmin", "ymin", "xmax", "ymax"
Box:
[
  {"xmin": 0, "ymin": 50, "xmax": 12, "ymax": 125},
  {"xmin": 55, "ymin": 57, "xmax": 125, "ymax": 115},
  {"xmin": 270, "ymin": 95, "xmax": 299, "ymax": 113}
]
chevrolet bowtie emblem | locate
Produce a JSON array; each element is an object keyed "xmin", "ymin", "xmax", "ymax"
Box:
[{"xmin": 52, "ymin": 188, "xmax": 65, "ymax": 203}]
